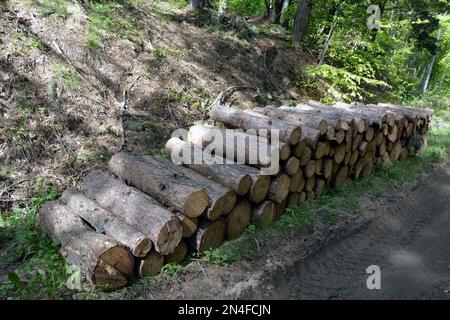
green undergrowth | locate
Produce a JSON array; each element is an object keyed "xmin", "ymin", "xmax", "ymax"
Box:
[{"xmin": 0, "ymin": 184, "xmax": 70, "ymax": 300}]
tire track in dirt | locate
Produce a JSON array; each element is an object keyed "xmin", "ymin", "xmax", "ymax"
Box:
[{"xmin": 254, "ymin": 157, "xmax": 450, "ymax": 300}]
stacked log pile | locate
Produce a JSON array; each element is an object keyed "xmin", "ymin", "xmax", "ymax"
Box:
[{"xmin": 38, "ymin": 100, "xmax": 432, "ymax": 290}]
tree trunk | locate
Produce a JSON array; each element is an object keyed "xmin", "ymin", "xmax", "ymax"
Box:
[
  {"xmin": 292, "ymin": 0, "xmax": 312, "ymax": 47},
  {"xmin": 38, "ymin": 202, "xmax": 134, "ymax": 291},
  {"xmin": 83, "ymin": 170, "xmax": 182, "ymax": 255}
]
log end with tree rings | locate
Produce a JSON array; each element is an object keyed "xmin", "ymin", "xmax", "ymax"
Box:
[
  {"xmin": 279, "ymin": 143, "xmax": 292, "ymax": 161},
  {"xmin": 185, "ymin": 191, "xmax": 210, "ymax": 218},
  {"xmin": 138, "ymin": 251, "xmax": 164, "ymax": 277},
  {"xmin": 165, "ymin": 241, "xmax": 188, "ymax": 264},
  {"xmin": 191, "ymin": 219, "xmax": 226, "ymax": 253},
  {"xmin": 236, "ymin": 174, "xmax": 253, "ymax": 196},
  {"xmin": 269, "ymin": 173, "xmax": 291, "ymax": 203},
  {"xmin": 252, "ymin": 200, "xmax": 276, "ymax": 227},
  {"xmin": 205, "ymin": 190, "xmax": 237, "ymax": 220},
  {"xmin": 249, "ymin": 175, "xmax": 271, "ymax": 204},
  {"xmin": 225, "ymin": 199, "xmax": 251, "ymax": 239}
]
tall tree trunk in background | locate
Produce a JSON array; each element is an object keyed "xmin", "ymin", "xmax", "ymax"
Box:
[
  {"xmin": 421, "ymin": 28, "xmax": 442, "ymax": 92},
  {"xmin": 264, "ymin": 0, "xmax": 272, "ymax": 18},
  {"xmin": 272, "ymin": 0, "xmax": 285, "ymax": 24},
  {"xmin": 371, "ymin": 0, "xmax": 388, "ymax": 41},
  {"xmin": 292, "ymin": 0, "xmax": 312, "ymax": 47},
  {"xmin": 280, "ymin": 0, "xmax": 292, "ymax": 27},
  {"xmin": 318, "ymin": 7, "xmax": 340, "ymax": 65}
]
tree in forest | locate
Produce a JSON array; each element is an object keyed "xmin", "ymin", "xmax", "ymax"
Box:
[{"xmin": 292, "ymin": 0, "xmax": 313, "ymax": 46}]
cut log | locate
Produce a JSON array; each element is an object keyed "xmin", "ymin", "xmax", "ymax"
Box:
[
  {"xmin": 333, "ymin": 166, "xmax": 349, "ymax": 188},
  {"xmin": 38, "ymin": 202, "xmax": 134, "ymax": 291},
  {"xmin": 361, "ymin": 161, "xmax": 374, "ymax": 178},
  {"xmin": 274, "ymin": 200, "xmax": 287, "ymax": 219},
  {"xmin": 288, "ymin": 192, "xmax": 301, "ymax": 207},
  {"xmin": 166, "ymin": 137, "xmax": 254, "ymax": 196},
  {"xmin": 268, "ymin": 173, "xmax": 291, "ymax": 203},
  {"xmin": 387, "ymin": 125, "xmax": 399, "ymax": 143},
  {"xmin": 314, "ymin": 178, "xmax": 326, "ymax": 195},
  {"xmin": 141, "ymin": 156, "xmax": 237, "ymax": 220},
  {"xmin": 304, "ymin": 160, "xmax": 316, "ymax": 178},
  {"xmin": 305, "ymin": 176, "xmax": 315, "ymax": 192},
  {"xmin": 322, "ymin": 158, "xmax": 334, "ymax": 180},
  {"xmin": 138, "ymin": 251, "xmax": 164, "ymax": 277},
  {"xmin": 282, "ymin": 156, "xmax": 300, "ymax": 176},
  {"xmin": 334, "ymin": 129, "xmax": 346, "ymax": 144},
  {"xmin": 109, "ymin": 152, "xmax": 208, "ymax": 218},
  {"xmin": 315, "ymin": 141, "xmax": 331, "ymax": 159},
  {"xmin": 189, "ymin": 219, "xmax": 226, "ymax": 253},
  {"xmin": 390, "ymin": 141, "xmax": 402, "ymax": 162},
  {"xmin": 294, "ymin": 104, "xmax": 350, "ymax": 131},
  {"xmin": 188, "ymin": 125, "xmax": 288, "ymax": 165},
  {"xmin": 365, "ymin": 126, "xmax": 375, "ymax": 142},
  {"xmin": 294, "ymin": 140, "xmax": 307, "ymax": 158},
  {"xmin": 253, "ymin": 107, "xmax": 322, "ymax": 147},
  {"xmin": 307, "ymin": 100, "xmax": 366, "ymax": 133},
  {"xmin": 175, "ymin": 213, "xmax": 198, "ymax": 238},
  {"xmin": 84, "ymin": 170, "xmax": 182, "ymax": 255},
  {"xmin": 299, "ymin": 146, "xmax": 312, "ymax": 166},
  {"xmin": 225, "ymin": 199, "xmax": 251, "ymax": 239},
  {"xmin": 60, "ymin": 189, "xmax": 152, "ymax": 258},
  {"xmin": 165, "ymin": 240, "xmax": 188, "ymax": 264},
  {"xmin": 248, "ymin": 173, "xmax": 272, "ymax": 204},
  {"xmin": 315, "ymin": 158, "xmax": 323, "ymax": 175},
  {"xmin": 334, "ymin": 143, "xmax": 346, "ymax": 164},
  {"xmin": 289, "ymin": 169, "xmax": 303, "ymax": 192},
  {"xmin": 209, "ymin": 105, "xmax": 302, "ymax": 145},
  {"xmin": 256, "ymin": 106, "xmax": 329, "ymax": 134},
  {"xmin": 252, "ymin": 200, "xmax": 276, "ymax": 227}
]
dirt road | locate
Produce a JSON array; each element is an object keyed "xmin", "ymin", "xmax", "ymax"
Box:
[{"xmin": 256, "ymin": 157, "xmax": 450, "ymax": 300}]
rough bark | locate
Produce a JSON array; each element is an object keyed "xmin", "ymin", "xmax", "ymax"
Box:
[
  {"xmin": 61, "ymin": 189, "xmax": 152, "ymax": 258},
  {"xmin": 109, "ymin": 152, "xmax": 209, "ymax": 218},
  {"xmin": 83, "ymin": 170, "xmax": 182, "ymax": 255},
  {"xmin": 292, "ymin": 0, "xmax": 312, "ymax": 46},
  {"xmin": 38, "ymin": 201, "xmax": 134, "ymax": 290},
  {"xmin": 209, "ymin": 105, "xmax": 302, "ymax": 145},
  {"xmin": 166, "ymin": 137, "xmax": 254, "ymax": 196}
]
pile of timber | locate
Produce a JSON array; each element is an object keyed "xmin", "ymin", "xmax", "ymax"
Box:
[{"xmin": 38, "ymin": 100, "xmax": 433, "ymax": 291}]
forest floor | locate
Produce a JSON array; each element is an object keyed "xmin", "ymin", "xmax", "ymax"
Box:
[{"xmin": 1, "ymin": 1, "xmax": 450, "ymax": 300}]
